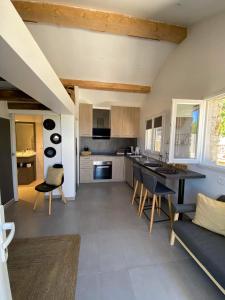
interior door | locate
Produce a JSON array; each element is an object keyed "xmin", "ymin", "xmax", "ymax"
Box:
[
  {"xmin": 0, "ymin": 117, "xmax": 14, "ymax": 204},
  {"xmin": 0, "ymin": 204, "xmax": 14, "ymax": 300}
]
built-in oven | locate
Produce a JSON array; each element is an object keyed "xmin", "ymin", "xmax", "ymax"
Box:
[{"xmin": 93, "ymin": 161, "xmax": 112, "ymax": 180}]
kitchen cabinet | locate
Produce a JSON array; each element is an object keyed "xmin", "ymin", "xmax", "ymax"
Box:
[
  {"xmin": 17, "ymin": 155, "xmax": 36, "ymax": 185},
  {"xmin": 111, "ymin": 106, "xmax": 124, "ymax": 137},
  {"xmin": 79, "ymin": 103, "xmax": 93, "ymax": 136},
  {"xmin": 80, "ymin": 155, "xmax": 125, "ymax": 183},
  {"xmin": 112, "ymin": 157, "xmax": 125, "ymax": 181},
  {"xmin": 125, "ymin": 157, "xmax": 133, "ymax": 187},
  {"xmin": 80, "ymin": 156, "xmax": 93, "ymax": 183},
  {"xmin": 111, "ymin": 106, "xmax": 140, "ymax": 138}
]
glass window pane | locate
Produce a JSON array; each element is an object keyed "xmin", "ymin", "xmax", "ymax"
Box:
[
  {"xmin": 174, "ymin": 104, "xmax": 200, "ymax": 159},
  {"xmin": 145, "ymin": 128, "xmax": 152, "ymax": 150},
  {"xmin": 153, "ymin": 127, "xmax": 162, "ymax": 152},
  {"xmin": 205, "ymin": 98, "xmax": 225, "ymax": 166}
]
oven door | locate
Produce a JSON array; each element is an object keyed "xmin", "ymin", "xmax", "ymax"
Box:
[{"xmin": 93, "ymin": 161, "xmax": 112, "ymax": 180}]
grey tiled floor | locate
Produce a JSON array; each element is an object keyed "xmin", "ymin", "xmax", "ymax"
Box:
[{"xmin": 6, "ymin": 183, "xmax": 224, "ymax": 300}]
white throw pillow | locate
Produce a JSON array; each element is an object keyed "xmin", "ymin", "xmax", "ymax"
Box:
[
  {"xmin": 192, "ymin": 193, "xmax": 225, "ymax": 237},
  {"xmin": 46, "ymin": 167, "xmax": 63, "ymax": 186}
]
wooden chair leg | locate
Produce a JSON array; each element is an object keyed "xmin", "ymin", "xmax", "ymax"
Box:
[
  {"xmin": 48, "ymin": 192, "xmax": 52, "ymax": 216},
  {"xmin": 170, "ymin": 212, "xmax": 179, "ymax": 245},
  {"xmin": 138, "ymin": 184, "xmax": 143, "ymax": 214},
  {"xmin": 59, "ymin": 186, "xmax": 67, "ymax": 204},
  {"xmin": 139, "ymin": 189, "xmax": 147, "ymax": 216},
  {"xmin": 149, "ymin": 194, "xmax": 157, "ymax": 234},
  {"xmin": 131, "ymin": 180, "xmax": 138, "ymax": 205},
  {"xmin": 170, "ymin": 230, "xmax": 176, "ymax": 245},
  {"xmin": 168, "ymin": 194, "xmax": 173, "ymax": 229},
  {"xmin": 139, "ymin": 189, "xmax": 148, "ymax": 217},
  {"xmin": 33, "ymin": 191, "xmax": 40, "ymax": 211}
]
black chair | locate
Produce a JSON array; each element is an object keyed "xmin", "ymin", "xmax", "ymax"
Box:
[
  {"xmin": 131, "ymin": 165, "xmax": 145, "ymax": 214},
  {"xmin": 140, "ymin": 170, "xmax": 175, "ymax": 233},
  {"xmin": 33, "ymin": 164, "xmax": 67, "ymax": 215}
]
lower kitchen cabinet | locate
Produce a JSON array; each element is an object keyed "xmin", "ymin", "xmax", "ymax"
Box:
[
  {"xmin": 80, "ymin": 155, "xmax": 125, "ymax": 183},
  {"xmin": 80, "ymin": 156, "xmax": 93, "ymax": 183},
  {"xmin": 112, "ymin": 157, "xmax": 125, "ymax": 182}
]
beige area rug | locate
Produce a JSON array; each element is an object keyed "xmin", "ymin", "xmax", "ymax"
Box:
[{"xmin": 8, "ymin": 235, "xmax": 81, "ymax": 300}]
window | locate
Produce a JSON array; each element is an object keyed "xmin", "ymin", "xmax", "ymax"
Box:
[
  {"xmin": 153, "ymin": 116, "xmax": 162, "ymax": 152},
  {"xmin": 204, "ymin": 96, "xmax": 225, "ymax": 167},
  {"xmin": 169, "ymin": 97, "xmax": 225, "ymax": 168},
  {"xmin": 169, "ymin": 99, "xmax": 206, "ymax": 164},
  {"xmin": 145, "ymin": 116, "xmax": 163, "ymax": 153},
  {"xmin": 145, "ymin": 119, "xmax": 152, "ymax": 151}
]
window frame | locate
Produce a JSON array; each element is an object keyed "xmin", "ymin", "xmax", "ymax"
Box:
[
  {"xmin": 145, "ymin": 113, "xmax": 165, "ymax": 155},
  {"xmin": 169, "ymin": 99, "xmax": 206, "ymax": 164},
  {"xmin": 202, "ymin": 94, "xmax": 225, "ymax": 171}
]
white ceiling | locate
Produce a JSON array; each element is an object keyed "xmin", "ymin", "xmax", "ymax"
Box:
[
  {"xmin": 38, "ymin": 0, "xmax": 225, "ymax": 26},
  {"xmin": 27, "ymin": 24, "xmax": 176, "ymax": 86}
]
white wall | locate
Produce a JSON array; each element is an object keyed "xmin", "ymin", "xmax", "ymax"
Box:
[
  {"xmin": 43, "ymin": 114, "xmax": 76, "ymax": 199},
  {"xmin": 140, "ymin": 11, "xmax": 225, "ymax": 201},
  {"xmin": 61, "ymin": 115, "xmax": 76, "ymax": 199},
  {"xmin": 27, "ymin": 24, "xmax": 176, "ymax": 86},
  {"xmin": 43, "ymin": 115, "xmax": 62, "ymax": 178}
]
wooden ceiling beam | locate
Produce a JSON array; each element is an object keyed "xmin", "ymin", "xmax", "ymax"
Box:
[
  {"xmin": 12, "ymin": 1, "xmax": 187, "ymax": 43},
  {"xmin": 8, "ymin": 102, "xmax": 49, "ymax": 110},
  {"xmin": 0, "ymin": 89, "xmax": 34, "ymax": 101},
  {"xmin": 61, "ymin": 78, "xmax": 151, "ymax": 93}
]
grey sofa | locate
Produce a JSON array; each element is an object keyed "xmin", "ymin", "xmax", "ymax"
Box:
[{"xmin": 170, "ymin": 195, "xmax": 225, "ymax": 295}]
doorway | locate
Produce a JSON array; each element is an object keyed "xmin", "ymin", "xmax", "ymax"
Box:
[{"xmin": 15, "ymin": 115, "xmax": 44, "ymax": 202}]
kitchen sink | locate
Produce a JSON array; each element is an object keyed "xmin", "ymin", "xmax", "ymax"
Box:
[
  {"xmin": 144, "ymin": 162, "xmax": 162, "ymax": 167},
  {"xmin": 155, "ymin": 167, "xmax": 178, "ymax": 175}
]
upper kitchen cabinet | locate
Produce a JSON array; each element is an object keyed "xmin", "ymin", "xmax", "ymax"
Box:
[
  {"xmin": 111, "ymin": 106, "xmax": 140, "ymax": 138},
  {"xmin": 79, "ymin": 103, "xmax": 93, "ymax": 136},
  {"xmin": 111, "ymin": 106, "xmax": 124, "ymax": 137}
]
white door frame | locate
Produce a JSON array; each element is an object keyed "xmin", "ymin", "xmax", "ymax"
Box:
[
  {"xmin": 9, "ymin": 113, "xmax": 18, "ymax": 202},
  {"xmin": 9, "ymin": 110, "xmax": 53, "ymax": 202}
]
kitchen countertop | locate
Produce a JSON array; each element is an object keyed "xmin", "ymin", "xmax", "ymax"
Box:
[
  {"xmin": 127, "ymin": 156, "xmax": 206, "ymax": 180},
  {"xmin": 16, "ymin": 151, "xmax": 36, "ymax": 158},
  {"xmin": 81, "ymin": 152, "xmax": 124, "ymax": 157}
]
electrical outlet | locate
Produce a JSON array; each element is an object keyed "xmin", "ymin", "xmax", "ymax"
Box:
[{"xmin": 217, "ymin": 176, "xmax": 225, "ymax": 186}]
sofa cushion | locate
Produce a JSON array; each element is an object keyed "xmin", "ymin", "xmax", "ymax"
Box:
[
  {"xmin": 193, "ymin": 193, "xmax": 225, "ymax": 237},
  {"xmin": 173, "ymin": 221, "xmax": 225, "ymax": 289}
]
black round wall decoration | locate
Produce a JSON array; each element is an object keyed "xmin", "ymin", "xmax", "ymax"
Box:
[
  {"xmin": 43, "ymin": 119, "xmax": 55, "ymax": 130},
  {"xmin": 50, "ymin": 133, "xmax": 61, "ymax": 144},
  {"xmin": 44, "ymin": 147, "xmax": 56, "ymax": 158}
]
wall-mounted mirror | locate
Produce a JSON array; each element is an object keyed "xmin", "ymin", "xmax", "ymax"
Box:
[{"xmin": 16, "ymin": 122, "xmax": 36, "ymax": 151}]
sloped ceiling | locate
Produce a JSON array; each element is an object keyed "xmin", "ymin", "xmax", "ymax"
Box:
[
  {"xmin": 22, "ymin": 0, "xmax": 225, "ymax": 26},
  {"xmin": 20, "ymin": 0, "xmax": 225, "ymax": 106}
]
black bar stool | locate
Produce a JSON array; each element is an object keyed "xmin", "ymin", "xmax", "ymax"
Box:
[
  {"xmin": 131, "ymin": 165, "xmax": 145, "ymax": 213},
  {"xmin": 140, "ymin": 170, "xmax": 175, "ymax": 233}
]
